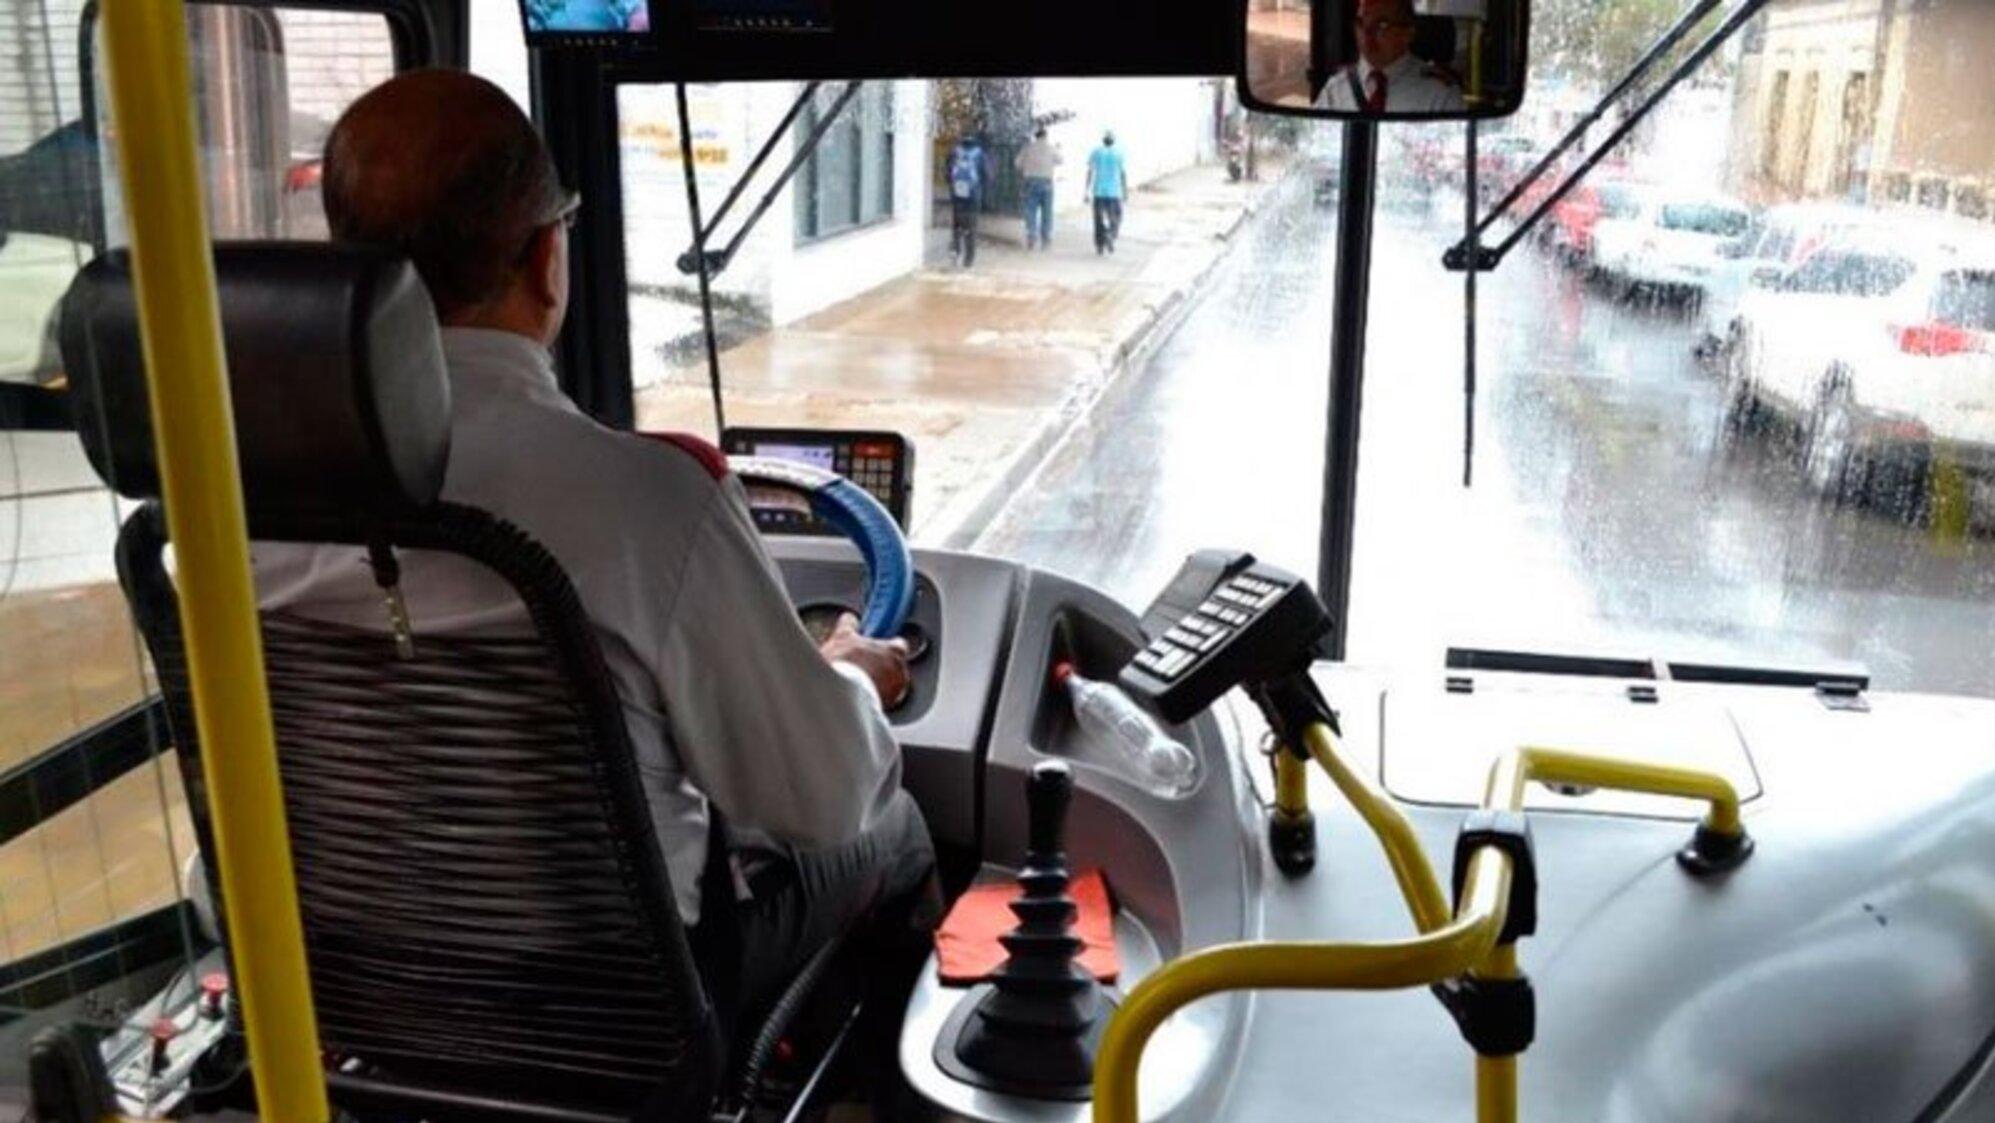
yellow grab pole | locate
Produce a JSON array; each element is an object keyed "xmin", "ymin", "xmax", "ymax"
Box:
[
  {"xmin": 1273, "ymin": 746, "xmax": 1308, "ymax": 818},
  {"xmin": 1091, "ymin": 838, "xmax": 1514, "ymax": 1123},
  {"xmin": 1490, "ymin": 746, "xmax": 1745, "ymax": 836},
  {"xmin": 1301, "ymin": 724, "xmax": 1453, "ymax": 933},
  {"xmin": 98, "ymin": 3, "xmax": 328, "ymax": 1120}
]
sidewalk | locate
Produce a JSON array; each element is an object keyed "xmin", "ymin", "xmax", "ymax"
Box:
[{"xmin": 632, "ymin": 159, "xmax": 1285, "ymax": 545}]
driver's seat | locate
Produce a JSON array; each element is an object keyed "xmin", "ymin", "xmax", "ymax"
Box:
[{"xmin": 59, "ymin": 243, "xmax": 849, "ymax": 1122}]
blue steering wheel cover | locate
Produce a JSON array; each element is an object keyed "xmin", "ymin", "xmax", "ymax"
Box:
[{"xmin": 810, "ymin": 478, "xmax": 916, "ymax": 638}]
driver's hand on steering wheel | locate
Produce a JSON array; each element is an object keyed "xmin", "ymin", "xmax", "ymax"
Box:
[{"xmin": 819, "ymin": 612, "xmax": 912, "ymax": 710}]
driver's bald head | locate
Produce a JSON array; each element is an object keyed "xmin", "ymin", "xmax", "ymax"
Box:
[{"xmin": 324, "ymin": 69, "xmax": 567, "ymax": 319}]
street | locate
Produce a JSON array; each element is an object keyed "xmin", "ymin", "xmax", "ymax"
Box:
[{"xmin": 979, "ymin": 169, "xmax": 1995, "ymax": 699}]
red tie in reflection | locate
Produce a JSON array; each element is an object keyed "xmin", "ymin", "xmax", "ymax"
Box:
[{"xmin": 1365, "ymin": 72, "xmax": 1388, "ymax": 112}]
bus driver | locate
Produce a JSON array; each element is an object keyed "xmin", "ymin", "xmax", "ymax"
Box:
[
  {"xmin": 1318, "ymin": 0, "xmax": 1465, "ymax": 114},
  {"xmin": 252, "ymin": 69, "xmax": 939, "ymax": 1029}
]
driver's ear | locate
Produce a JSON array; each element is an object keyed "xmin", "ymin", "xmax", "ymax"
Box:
[{"xmin": 524, "ymin": 223, "xmax": 564, "ymax": 310}]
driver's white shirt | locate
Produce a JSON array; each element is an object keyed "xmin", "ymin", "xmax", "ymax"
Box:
[
  {"xmin": 1318, "ymin": 52, "xmax": 1465, "ymax": 114},
  {"xmin": 253, "ymin": 327, "xmax": 903, "ymax": 925}
]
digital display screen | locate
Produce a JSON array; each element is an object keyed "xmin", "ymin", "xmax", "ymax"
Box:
[
  {"xmin": 520, "ymin": 0, "xmax": 651, "ymax": 38},
  {"xmin": 753, "ymin": 442, "xmax": 838, "ymax": 473}
]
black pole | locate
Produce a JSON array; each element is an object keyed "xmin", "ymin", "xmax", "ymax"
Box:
[
  {"xmin": 675, "ymin": 83, "xmax": 728, "ymax": 437},
  {"xmin": 1468, "ymin": 0, "xmax": 1725, "ymax": 241},
  {"xmin": 1463, "ymin": 120, "xmax": 1478, "ymax": 488},
  {"xmin": 1317, "ymin": 121, "xmax": 1378, "ymax": 661}
]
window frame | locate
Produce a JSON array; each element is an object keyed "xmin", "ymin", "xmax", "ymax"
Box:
[
  {"xmin": 0, "ymin": 0, "xmax": 429, "ymax": 994},
  {"xmin": 794, "ymin": 81, "xmax": 896, "ymax": 245}
]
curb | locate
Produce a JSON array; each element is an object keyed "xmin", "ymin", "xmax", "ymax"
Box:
[{"xmin": 927, "ymin": 176, "xmax": 1282, "ymax": 550}]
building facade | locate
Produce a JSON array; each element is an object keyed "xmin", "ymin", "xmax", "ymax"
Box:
[{"xmin": 1727, "ymin": 0, "xmax": 1995, "ymax": 221}]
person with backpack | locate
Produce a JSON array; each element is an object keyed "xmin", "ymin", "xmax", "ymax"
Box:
[
  {"xmin": 947, "ymin": 133, "xmax": 991, "ymax": 268},
  {"xmin": 1085, "ymin": 130, "xmax": 1127, "ymax": 255}
]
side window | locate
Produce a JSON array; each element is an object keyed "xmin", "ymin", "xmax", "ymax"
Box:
[{"xmin": 0, "ymin": 5, "xmax": 395, "ymax": 972}]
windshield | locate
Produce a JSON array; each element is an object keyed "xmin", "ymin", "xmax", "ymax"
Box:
[
  {"xmin": 1781, "ymin": 249, "xmax": 1912, "ymax": 296},
  {"xmin": 1660, "ymin": 203, "xmax": 1750, "ymax": 236},
  {"xmin": 1596, "ymin": 183, "xmax": 1643, "ymax": 218},
  {"xmin": 622, "ymin": 1, "xmax": 1995, "ymax": 699},
  {"xmin": 1933, "ymin": 271, "xmax": 1995, "ymax": 332}
]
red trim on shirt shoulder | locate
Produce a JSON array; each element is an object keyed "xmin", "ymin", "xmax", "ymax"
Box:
[{"xmin": 636, "ymin": 431, "xmax": 730, "ymax": 480}]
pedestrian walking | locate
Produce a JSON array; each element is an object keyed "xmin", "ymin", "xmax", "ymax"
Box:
[
  {"xmin": 1016, "ymin": 126, "xmax": 1061, "ymax": 250},
  {"xmin": 1085, "ymin": 130, "xmax": 1127, "ymax": 255},
  {"xmin": 947, "ymin": 133, "xmax": 991, "ymax": 268}
]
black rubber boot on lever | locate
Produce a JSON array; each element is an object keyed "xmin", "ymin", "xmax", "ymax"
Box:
[{"xmin": 941, "ymin": 761, "xmax": 1114, "ymax": 1100}]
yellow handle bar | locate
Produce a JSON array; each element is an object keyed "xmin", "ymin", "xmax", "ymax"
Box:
[
  {"xmin": 1091, "ymin": 720, "xmax": 1751, "ymax": 1123},
  {"xmin": 98, "ymin": 2, "xmax": 328, "ymax": 1119}
]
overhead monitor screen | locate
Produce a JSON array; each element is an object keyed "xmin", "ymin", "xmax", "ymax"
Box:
[{"xmin": 519, "ymin": 0, "xmax": 652, "ymax": 43}]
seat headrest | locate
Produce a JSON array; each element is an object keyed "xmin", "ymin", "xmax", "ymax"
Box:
[
  {"xmin": 1413, "ymin": 15, "xmax": 1458, "ymax": 66},
  {"xmin": 62, "ymin": 242, "xmax": 451, "ymax": 521}
]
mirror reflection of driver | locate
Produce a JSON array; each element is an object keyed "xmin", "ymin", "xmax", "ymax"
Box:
[
  {"xmin": 252, "ymin": 70, "xmax": 938, "ymax": 1031},
  {"xmin": 1318, "ymin": 0, "xmax": 1465, "ymax": 114}
]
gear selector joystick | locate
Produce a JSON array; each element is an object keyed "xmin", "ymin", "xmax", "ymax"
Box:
[{"xmin": 940, "ymin": 760, "xmax": 1114, "ymax": 1100}]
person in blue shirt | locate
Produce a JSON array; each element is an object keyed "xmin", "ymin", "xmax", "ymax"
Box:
[
  {"xmin": 1085, "ymin": 131, "xmax": 1128, "ymax": 255},
  {"xmin": 946, "ymin": 133, "xmax": 992, "ymax": 268}
]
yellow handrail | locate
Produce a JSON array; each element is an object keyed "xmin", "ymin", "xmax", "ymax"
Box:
[
  {"xmin": 1492, "ymin": 746, "xmax": 1745, "ymax": 836},
  {"xmin": 1090, "ymin": 831, "xmax": 1514, "ymax": 1123},
  {"xmin": 98, "ymin": 3, "xmax": 328, "ymax": 1120},
  {"xmin": 1300, "ymin": 723, "xmax": 1452, "ymax": 933},
  {"xmin": 1092, "ymin": 724, "xmax": 1750, "ymax": 1123}
]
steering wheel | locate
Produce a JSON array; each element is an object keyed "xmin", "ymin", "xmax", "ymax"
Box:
[{"xmin": 728, "ymin": 455, "xmax": 915, "ymax": 639}]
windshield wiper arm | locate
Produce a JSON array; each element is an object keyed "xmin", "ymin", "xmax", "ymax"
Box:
[
  {"xmin": 677, "ymin": 80, "xmax": 862, "ymax": 279},
  {"xmin": 1470, "ymin": 0, "xmax": 1724, "ymax": 243},
  {"xmin": 1446, "ymin": 0, "xmax": 1771, "ymax": 272}
]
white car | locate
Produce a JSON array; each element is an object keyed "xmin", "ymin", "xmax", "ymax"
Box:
[
  {"xmin": 1728, "ymin": 218, "xmax": 1995, "ymax": 510},
  {"xmin": 1696, "ymin": 202, "xmax": 1881, "ymax": 361},
  {"xmin": 0, "ymin": 230, "xmax": 87, "ymax": 386},
  {"xmin": 1590, "ymin": 189, "xmax": 1753, "ymax": 300}
]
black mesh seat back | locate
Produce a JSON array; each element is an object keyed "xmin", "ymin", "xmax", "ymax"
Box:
[
  {"xmin": 119, "ymin": 504, "xmax": 720, "ymax": 1113},
  {"xmin": 68, "ymin": 244, "xmax": 722, "ymax": 1115}
]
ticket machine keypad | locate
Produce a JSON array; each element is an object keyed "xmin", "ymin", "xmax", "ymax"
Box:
[{"xmin": 1121, "ymin": 560, "xmax": 1333, "ymax": 724}]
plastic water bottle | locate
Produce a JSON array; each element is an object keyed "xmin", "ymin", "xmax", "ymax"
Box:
[{"xmin": 1053, "ymin": 662, "xmax": 1199, "ymax": 797}]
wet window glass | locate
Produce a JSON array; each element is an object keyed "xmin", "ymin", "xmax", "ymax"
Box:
[
  {"xmin": 0, "ymin": 3, "xmax": 394, "ymax": 1009},
  {"xmin": 620, "ymin": 78, "xmax": 1309, "ymax": 602},
  {"xmin": 1660, "ymin": 204, "xmax": 1750, "ymax": 237},
  {"xmin": 1596, "ymin": 183, "xmax": 1641, "ymax": 219},
  {"xmin": 1932, "ymin": 271, "xmax": 1995, "ymax": 333},
  {"xmin": 1347, "ymin": 0, "xmax": 1995, "ymax": 698},
  {"xmin": 1780, "ymin": 250, "xmax": 1910, "ymax": 296},
  {"xmin": 618, "ymin": 6, "xmax": 1995, "ymax": 701}
]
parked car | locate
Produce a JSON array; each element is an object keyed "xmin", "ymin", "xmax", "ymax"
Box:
[
  {"xmin": 1590, "ymin": 189, "xmax": 1752, "ymax": 301},
  {"xmin": 0, "ymin": 230, "xmax": 88, "ymax": 387},
  {"xmin": 1728, "ymin": 219, "xmax": 1995, "ymax": 511},
  {"xmin": 1696, "ymin": 201, "xmax": 1881, "ymax": 363},
  {"xmin": 1545, "ymin": 177, "xmax": 1644, "ymax": 266},
  {"xmin": 1474, "ymin": 132, "xmax": 1540, "ymax": 201}
]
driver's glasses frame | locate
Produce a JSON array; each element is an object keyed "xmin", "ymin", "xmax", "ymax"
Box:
[{"xmin": 514, "ymin": 190, "xmax": 582, "ymax": 263}]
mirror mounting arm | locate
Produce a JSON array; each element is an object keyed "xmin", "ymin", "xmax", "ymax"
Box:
[
  {"xmin": 1448, "ymin": 0, "xmax": 1774, "ymax": 273},
  {"xmin": 1442, "ymin": 243, "xmax": 1502, "ymax": 273}
]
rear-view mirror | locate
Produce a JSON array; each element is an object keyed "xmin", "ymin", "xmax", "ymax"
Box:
[{"xmin": 1240, "ymin": 0, "xmax": 1528, "ymax": 122}]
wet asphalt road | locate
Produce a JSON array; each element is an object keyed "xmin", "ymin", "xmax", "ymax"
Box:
[{"xmin": 979, "ymin": 172, "xmax": 1995, "ymax": 699}]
